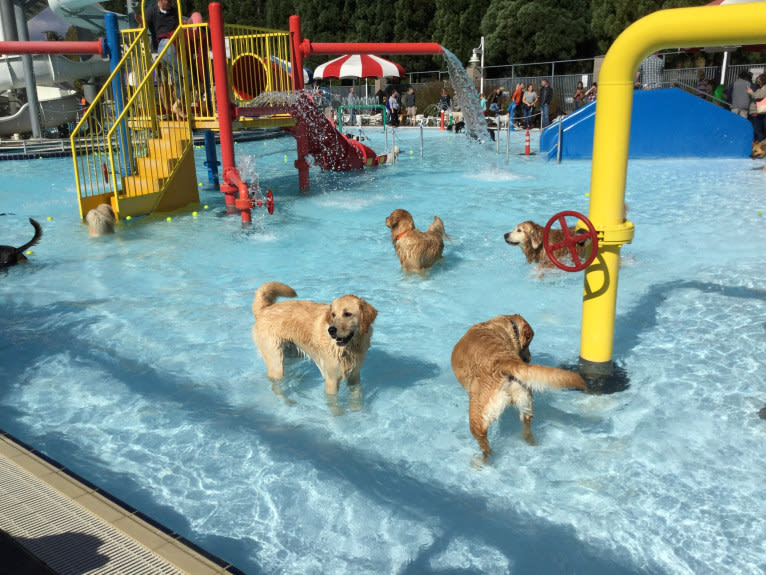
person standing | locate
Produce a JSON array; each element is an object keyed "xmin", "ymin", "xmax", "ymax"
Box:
[
  {"xmin": 573, "ymin": 81, "xmax": 585, "ymax": 110},
  {"xmin": 585, "ymin": 81, "xmax": 598, "ymax": 103},
  {"xmin": 347, "ymin": 87, "xmax": 357, "ymax": 126},
  {"xmin": 696, "ymin": 70, "xmax": 712, "ymax": 100},
  {"xmin": 636, "ymin": 52, "xmax": 664, "ymax": 90},
  {"xmin": 145, "ymin": 0, "xmax": 188, "ymax": 119},
  {"xmin": 389, "ymin": 90, "xmax": 401, "ymax": 127},
  {"xmin": 539, "ymin": 79, "xmax": 553, "ymax": 127},
  {"xmin": 403, "ymin": 87, "xmax": 417, "ymax": 126},
  {"xmin": 746, "ymin": 74, "xmax": 766, "ymax": 143},
  {"xmin": 521, "ymin": 83, "xmax": 537, "ymax": 130},
  {"xmin": 730, "ymin": 70, "xmax": 754, "ymax": 118}
]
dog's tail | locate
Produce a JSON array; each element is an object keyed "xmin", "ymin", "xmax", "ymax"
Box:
[
  {"xmin": 427, "ymin": 215, "xmax": 450, "ymax": 240},
  {"xmin": 252, "ymin": 281, "xmax": 297, "ymax": 317},
  {"xmin": 507, "ymin": 362, "xmax": 586, "ymax": 393},
  {"xmin": 16, "ymin": 218, "xmax": 42, "ymax": 254}
]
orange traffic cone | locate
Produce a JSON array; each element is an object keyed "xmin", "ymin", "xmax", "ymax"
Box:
[{"xmin": 524, "ymin": 130, "xmax": 530, "ymax": 155}]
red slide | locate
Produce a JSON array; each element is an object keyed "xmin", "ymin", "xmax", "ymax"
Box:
[{"xmin": 285, "ymin": 93, "xmax": 373, "ymax": 171}]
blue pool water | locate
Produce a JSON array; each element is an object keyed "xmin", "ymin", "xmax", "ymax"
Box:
[{"xmin": 1, "ymin": 128, "xmax": 765, "ymax": 574}]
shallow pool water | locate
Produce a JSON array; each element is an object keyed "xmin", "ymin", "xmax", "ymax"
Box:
[{"xmin": 1, "ymin": 128, "xmax": 765, "ymax": 574}]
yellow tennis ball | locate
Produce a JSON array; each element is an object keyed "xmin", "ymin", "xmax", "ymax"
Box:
[
  {"xmin": 204, "ymin": 204, "xmax": 209, "ymax": 210},
  {"xmin": 166, "ymin": 216, "xmax": 172, "ymax": 222},
  {"xmin": 25, "ymin": 250, "xmax": 33, "ymax": 255},
  {"xmin": 192, "ymin": 211, "xmax": 198, "ymax": 217},
  {"xmin": 126, "ymin": 215, "xmax": 132, "ymax": 221},
  {"xmin": 47, "ymin": 216, "xmax": 53, "ymax": 221}
]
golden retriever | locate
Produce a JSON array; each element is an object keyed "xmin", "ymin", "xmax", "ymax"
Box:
[
  {"xmin": 385, "ymin": 208, "xmax": 448, "ymax": 272},
  {"xmin": 252, "ymin": 281, "xmax": 377, "ymax": 403},
  {"xmin": 85, "ymin": 203, "xmax": 116, "ymax": 237},
  {"xmin": 0, "ymin": 218, "xmax": 42, "ymax": 268},
  {"xmin": 451, "ymin": 314, "xmax": 586, "ymax": 461},
  {"xmin": 751, "ymin": 140, "xmax": 765, "ymax": 160},
  {"xmin": 504, "ymin": 220, "xmax": 591, "ymax": 267}
]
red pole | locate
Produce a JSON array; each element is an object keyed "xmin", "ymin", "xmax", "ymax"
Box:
[
  {"xmin": 289, "ymin": 15, "xmax": 304, "ymax": 90},
  {"xmin": 299, "ymin": 41, "xmax": 444, "ymax": 57},
  {"xmin": 0, "ymin": 40, "xmax": 105, "ymax": 56},
  {"xmin": 208, "ymin": 2, "xmax": 246, "ymax": 219},
  {"xmin": 525, "ymin": 130, "xmax": 530, "ymax": 155}
]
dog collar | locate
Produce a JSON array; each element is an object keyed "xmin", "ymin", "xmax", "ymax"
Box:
[
  {"xmin": 507, "ymin": 317, "xmax": 520, "ymax": 340},
  {"xmin": 395, "ymin": 230, "xmax": 411, "ymax": 241}
]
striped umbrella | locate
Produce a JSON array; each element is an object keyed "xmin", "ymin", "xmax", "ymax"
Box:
[{"xmin": 312, "ymin": 54, "xmax": 405, "ymax": 80}]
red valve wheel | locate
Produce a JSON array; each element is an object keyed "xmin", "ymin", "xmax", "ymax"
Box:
[
  {"xmin": 542, "ymin": 210, "xmax": 599, "ymax": 272},
  {"xmin": 266, "ymin": 190, "xmax": 274, "ymax": 215}
]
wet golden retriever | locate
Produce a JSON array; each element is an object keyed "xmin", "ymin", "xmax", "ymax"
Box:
[
  {"xmin": 504, "ymin": 220, "xmax": 590, "ymax": 267},
  {"xmin": 451, "ymin": 314, "xmax": 586, "ymax": 461},
  {"xmin": 85, "ymin": 203, "xmax": 116, "ymax": 237},
  {"xmin": 751, "ymin": 140, "xmax": 765, "ymax": 160},
  {"xmin": 0, "ymin": 218, "xmax": 42, "ymax": 268},
  {"xmin": 252, "ymin": 282, "xmax": 377, "ymax": 401},
  {"xmin": 385, "ymin": 209, "xmax": 447, "ymax": 272}
]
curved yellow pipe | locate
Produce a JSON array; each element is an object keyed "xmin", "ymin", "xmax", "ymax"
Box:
[{"xmin": 581, "ymin": 2, "xmax": 766, "ymax": 366}]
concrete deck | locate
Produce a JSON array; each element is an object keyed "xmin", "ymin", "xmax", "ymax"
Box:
[{"xmin": 0, "ymin": 430, "xmax": 244, "ymax": 574}]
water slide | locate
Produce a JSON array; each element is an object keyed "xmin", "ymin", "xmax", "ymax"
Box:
[{"xmin": 0, "ymin": 0, "xmax": 113, "ymax": 136}]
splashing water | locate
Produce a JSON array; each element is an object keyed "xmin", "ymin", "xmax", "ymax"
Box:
[{"xmin": 442, "ymin": 48, "xmax": 493, "ymax": 142}]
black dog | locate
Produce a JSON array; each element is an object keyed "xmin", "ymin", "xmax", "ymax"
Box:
[
  {"xmin": 0, "ymin": 218, "xmax": 42, "ymax": 267},
  {"xmin": 454, "ymin": 121, "xmax": 465, "ymax": 133}
]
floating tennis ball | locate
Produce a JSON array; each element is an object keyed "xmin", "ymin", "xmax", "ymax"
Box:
[
  {"xmin": 192, "ymin": 211, "xmax": 198, "ymax": 217},
  {"xmin": 166, "ymin": 216, "xmax": 172, "ymax": 222},
  {"xmin": 203, "ymin": 204, "xmax": 209, "ymax": 210},
  {"xmin": 126, "ymin": 215, "xmax": 132, "ymax": 221},
  {"xmin": 25, "ymin": 250, "xmax": 33, "ymax": 255},
  {"xmin": 47, "ymin": 216, "xmax": 53, "ymax": 221}
]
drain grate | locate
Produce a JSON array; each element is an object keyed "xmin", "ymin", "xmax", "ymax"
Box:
[{"xmin": 0, "ymin": 457, "xmax": 186, "ymax": 575}]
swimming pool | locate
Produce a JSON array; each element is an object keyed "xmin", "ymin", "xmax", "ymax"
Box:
[{"xmin": 1, "ymin": 128, "xmax": 765, "ymax": 574}]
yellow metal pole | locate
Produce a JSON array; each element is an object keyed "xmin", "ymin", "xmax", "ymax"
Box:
[{"xmin": 580, "ymin": 2, "xmax": 766, "ymax": 368}]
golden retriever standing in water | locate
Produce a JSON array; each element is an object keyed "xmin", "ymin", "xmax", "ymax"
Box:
[
  {"xmin": 385, "ymin": 209, "xmax": 447, "ymax": 272},
  {"xmin": 85, "ymin": 203, "xmax": 116, "ymax": 237},
  {"xmin": 504, "ymin": 220, "xmax": 590, "ymax": 267},
  {"xmin": 451, "ymin": 314, "xmax": 586, "ymax": 461},
  {"xmin": 252, "ymin": 282, "xmax": 377, "ymax": 403}
]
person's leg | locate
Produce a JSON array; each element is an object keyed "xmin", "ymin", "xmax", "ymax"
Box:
[{"xmin": 159, "ymin": 38, "xmax": 185, "ymax": 119}]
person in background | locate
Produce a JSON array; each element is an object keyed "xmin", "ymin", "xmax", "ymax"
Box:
[
  {"xmin": 511, "ymin": 82, "xmax": 524, "ymax": 126},
  {"xmin": 539, "ymin": 79, "xmax": 553, "ymax": 127},
  {"xmin": 438, "ymin": 89, "xmax": 452, "ymax": 111},
  {"xmin": 636, "ymin": 52, "xmax": 664, "ymax": 90},
  {"xmin": 746, "ymin": 73, "xmax": 766, "ymax": 143},
  {"xmin": 573, "ymin": 80, "xmax": 585, "ymax": 110},
  {"xmin": 585, "ymin": 81, "xmax": 598, "ymax": 103},
  {"xmin": 145, "ymin": 0, "xmax": 188, "ymax": 119},
  {"xmin": 403, "ymin": 87, "xmax": 417, "ymax": 125},
  {"xmin": 730, "ymin": 70, "xmax": 754, "ymax": 118},
  {"xmin": 479, "ymin": 93, "xmax": 487, "ymax": 116},
  {"xmin": 696, "ymin": 70, "xmax": 713, "ymax": 100},
  {"xmin": 389, "ymin": 90, "xmax": 401, "ymax": 127},
  {"xmin": 521, "ymin": 83, "xmax": 537, "ymax": 129},
  {"xmin": 488, "ymin": 86, "xmax": 503, "ymax": 116}
]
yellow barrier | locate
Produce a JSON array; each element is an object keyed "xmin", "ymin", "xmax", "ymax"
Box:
[{"xmin": 581, "ymin": 2, "xmax": 766, "ymax": 367}]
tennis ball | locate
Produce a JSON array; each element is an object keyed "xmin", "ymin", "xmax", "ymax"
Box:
[
  {"xmin": 203, "ymin": 204, "xmax": 209, "ymax": 210},
  {"xmin": 47, "ymin": 216, "xmax": 53, "ymax": 221},
  {"xmin": 166, "ymin": 216, "xmax": 172, "ymax": 222},
  {"xmin": 192, "ymin": 211, "xmax": 198, "ymax": 217},
  {"xmin": 126, "ymin": 216, "xmax": 132, "ymax": 221},
  {"xmin": 25, "ymin": 250, "xmax": 33, "ymax": 255}
]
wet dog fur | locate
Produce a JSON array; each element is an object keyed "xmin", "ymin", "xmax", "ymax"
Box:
[
  {"xmin": 0, "ymin": 218, "xmax": 42, "ymax": 268},
  {"xmin": 252, "ymin": 282, "xmax": 377, "ymax": 401},
  {"xmin": 85, "ymin": 203, "xmax": 116, "ymax": 237},
  {"xmin": 385, "ymin": 209, "xmax": 448, "ymax": 272},
  {"xmin": 504, "ymin": 220, "xmax": 590, "ymax": 267},
  {"xmin": 451, "ymin": 314, "xmax": 586, "ymax": 461}
]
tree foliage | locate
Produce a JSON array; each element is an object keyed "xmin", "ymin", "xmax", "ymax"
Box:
[{"xmin": 94, "ymin": 0, "xmax": 760, "ymax": 74}]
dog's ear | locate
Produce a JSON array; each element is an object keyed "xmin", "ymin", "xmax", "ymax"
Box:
[
  {"xmin": 358, "ymin": 299, "xmax": 378, "ymax": 334},
  {"xmin": 324, "ymin": 307, "xmax": 333, "ymax": 326},
  {"xmin": 529, "ymin": 224, "xmax": 543, "ymax": 250},
  {"xmin": 520, "ymin": 320, "xmax": 534, "ymax": 348}
]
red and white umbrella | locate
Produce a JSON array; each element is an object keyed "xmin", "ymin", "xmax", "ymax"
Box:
[{"xmin": 313, "ymin": 54, "xmax": 405, "ymax": 80}]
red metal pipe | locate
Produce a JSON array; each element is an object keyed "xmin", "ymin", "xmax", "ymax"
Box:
[
  {"xmin": 0, "ymin": 39, "xmax": 105, "ymax": 57},
  {"xmin": 209, "ymin": 2, "xmax": 242, "ymax": 216},
  {"xmin": 299, "ymin": 40, "xmax": 444, "ymax": 57},
  {"xmin": 289, "ymin": 15, "xmax": 304, "ymax": 90}
]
